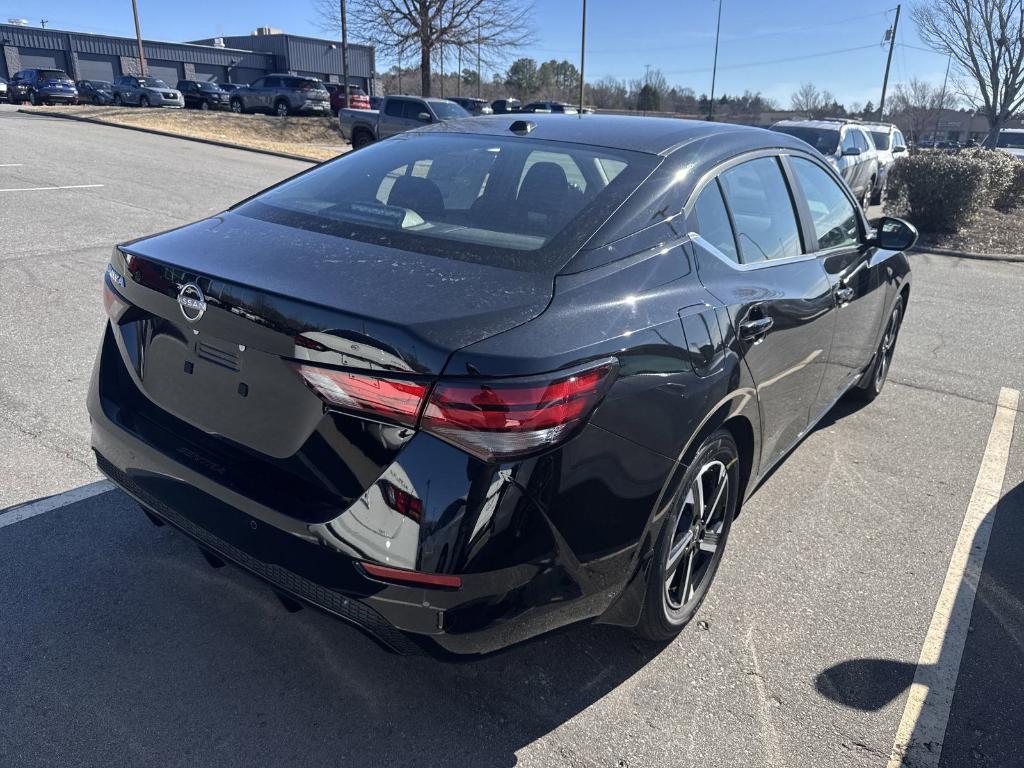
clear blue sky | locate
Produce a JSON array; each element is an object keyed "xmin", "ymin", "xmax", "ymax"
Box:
[{"xmin": 1, "ymin": 0, "xmax": 952, "ymax": 107}]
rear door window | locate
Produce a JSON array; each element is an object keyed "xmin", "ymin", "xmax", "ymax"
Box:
[
  {"xmin": 718, "ymin": 157, "xmax": 803, "ymax": 263},
  {"xmin": 384, "ymin": 98, "xmax": 406, "ymax": 117},
  {"xmin": 841, "ymin": 130, "xmax": 858, "ymax": 154}
]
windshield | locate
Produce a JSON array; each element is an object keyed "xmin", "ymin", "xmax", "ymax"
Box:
[
  {"xmin": 197, "ymin": 81, "xmax": 222, "ymax": 91},
  {"xmin": 139, "ymin": 77, "xmax": 169, "ymax": 88},
  {"xmin": 772, "ymin": 126, "xmax": 840, "ymax": 155},
  {"xmin": 38, "ymin": 70, "xmax": 70, "ymax": 81},
  {"xmin": 91, "ymin": 80, "xmax": 112, "ymax": 90},
  {"xmin": 997, "ymin": 132, "xmax": 1024, "ymax": 148},
  {"xmin": 868, "ymin": 130, "xmax": 891, "ymax": 150},
  {"xmin": 430, "ymin": 101, "xmax": 470, "ymax": 120},
  {"xmin": 235, "ymin": 132, "xmax": 658, "ymax": 271}
]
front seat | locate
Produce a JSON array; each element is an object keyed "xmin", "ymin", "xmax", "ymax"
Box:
[{"xmin": 388, "ymin": 175, "xmax": 445, "ymax": 219}]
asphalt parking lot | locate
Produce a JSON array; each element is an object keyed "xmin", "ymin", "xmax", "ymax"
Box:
[{"xmin": 1, "ymin": 103, "xmax": 1022, "ymax": 768}]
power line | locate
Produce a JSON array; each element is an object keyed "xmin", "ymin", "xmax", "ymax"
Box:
[{"xmin": 660, "ymin": 43, "xmax": 882, "ymax": 77}]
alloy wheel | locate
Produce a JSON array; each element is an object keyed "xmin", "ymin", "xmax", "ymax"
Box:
[
  {"xmin": 664, "ymin": 459, "xmax": 729, "ymax": 611},
  {"xmin": 874, "ymin": 303, "xmax": 901, "ymax": 390}
]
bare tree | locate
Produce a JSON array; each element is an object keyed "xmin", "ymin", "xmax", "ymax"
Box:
[
  {"xmin": 790, "ymin": 82, "xmax": 839, "ymax": 117},
  {"xmin": 913, "ymin": 0, "xmax": 1024, "ymax": 144},
  {"xmin": 887, "ymin": 77, "xmax": 958, "ymax": 143},
  {"xmin": 314, "ymin": 0, "xmax": 533, "ymax": 97}
]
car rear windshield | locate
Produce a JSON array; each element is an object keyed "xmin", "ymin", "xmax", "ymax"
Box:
[
  {"xmin": 997, "ymin": 132, "xmax": 1024, "ymax": 148},
  {"xmin": 235, "ymin": 132, "xmax": 659, "ymax": 271},
  {"xmin": 139, "ymin": 77, "xmax": 169, "ymax": 88},
  {"xmin": 38, "ymin": 70, "xmax": 70, "ymax": 81},
  {"xmin": 430, "ymin": 101, "xmax": 470, "ymax": 120},
  {"xmin": 772, "ymin": 126, "xmax": 840, "ymax": 155},
  {"xmin": 868, "ymin": 130, "xmax": 891, "ymax": 150}
]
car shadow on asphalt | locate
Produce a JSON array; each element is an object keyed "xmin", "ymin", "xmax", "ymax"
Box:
[
  {"xmin": 813, "ymin": 480, "xmax": 1024, "ymax": 766},
  {"xmin": 0, "ymin": 488, "xmax": 670, "ymax": 767}
]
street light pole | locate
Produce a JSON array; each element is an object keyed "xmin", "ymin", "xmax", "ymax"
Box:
[
  {"xmin": 130, "ymin": 0, "xmax": 146, "ymax": 75},
  {"xmin": 477, "ymin": 19, "xmax": 482, "ymax": 99},
  {"xmin": 578, "ymin": 0, "xmax": 587, "ymax": 114},
  {"xmin": 708, "ymin": 0, "xmax": 722, "ymax": 120}
]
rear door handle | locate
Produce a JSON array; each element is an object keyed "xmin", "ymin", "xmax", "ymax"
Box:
[{"xmin": 739, "ymin": 316, "xmax": 774, "ymax": 343}]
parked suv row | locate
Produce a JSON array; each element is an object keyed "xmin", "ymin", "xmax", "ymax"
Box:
[{"xmin": 176, "ymin": 80, "xmax": 231, "ymax": 110}]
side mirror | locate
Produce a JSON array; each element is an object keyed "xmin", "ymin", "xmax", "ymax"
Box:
[
  {"xmin": 893, "ymin": 145, "xmax": 907, "ymax": 153},
  {"xmin": 842, "ymin": 146, "xmax": 862, "ymax": 156},
  {"xmin": 417, "ymin": 112, "xmax": 432, "ymax": 122},
  {"xmin": 869, "ymin": 216, "xmax": 918, "ymax": 251}
]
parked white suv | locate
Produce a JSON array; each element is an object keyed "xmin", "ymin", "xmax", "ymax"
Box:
[
  {"xmin": 995, "ymin": 128, "xmax": 1024, "ymax": 159},
  {"xmin": 770, "ymin": 119, "xmax": 880, "ymax": 208},
  {"xmin": 863, "ymin": 122, "xmax": 908, "ymax": 203}
]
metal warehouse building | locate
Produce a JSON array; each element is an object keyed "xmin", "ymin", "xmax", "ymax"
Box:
[{"xmin": 0, "ymin": 23, "xmax": 375, "ymax": 91}]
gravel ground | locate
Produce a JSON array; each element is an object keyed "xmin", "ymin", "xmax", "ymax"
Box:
[{"xmin": 20, "ymin": 105, "xmax": 347, "ymax": 161}]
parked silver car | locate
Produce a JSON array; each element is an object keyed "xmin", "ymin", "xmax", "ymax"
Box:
[
  {"xmin": 228, "ymin": 74, "xmax": 330, "ymax": 117},
  {"xmin": 862, "ymin": 122, "xmax": 908, "ymax": 203},
  {"xmin": 111, "ymin": 75, "xmax": 184, "ymax": 108},
  {"xmin": 770, "ymin": 119, "xmax": 880, "ymax": 207}
]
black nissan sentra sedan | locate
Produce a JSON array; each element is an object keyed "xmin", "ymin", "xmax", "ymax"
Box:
[{"xmin": 90, "ymin": 115, "xmax": 915, "ymax": 655}]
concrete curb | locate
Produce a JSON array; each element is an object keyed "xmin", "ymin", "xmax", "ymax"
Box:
[
  {"xmin": 17, "ymin": 108, "xmax": 323, "ymax": 164},
  {"xmin": 911, "ymin": 245, "xmax": 1024, "ymax": 264}
]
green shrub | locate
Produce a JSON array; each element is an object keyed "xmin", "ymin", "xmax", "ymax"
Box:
[
  {"xmin": 959, "ymin": 147, "xmax": 1020, "ymax": 208},
  {"xmin": 887, "ymin": 152, "xmax": 990, "ymax": 232}
]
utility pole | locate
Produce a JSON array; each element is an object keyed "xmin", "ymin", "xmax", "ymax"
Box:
[
  {"xmin": 340, "ymin": 0, "xmax": 350, "ymax": 109},
  {"xmin": 932, "ymin": 54, "xmax": 951, "ymax": 144},
  {"xmin": 708, "ymin": 0, "xmax": 722, "ymax": 120},
  {"xmin": 477, "ymin": 19, "xmax": 482, "ymax": 99},
  {"xmin": 131, "ymin": 0, "xmax": 146, "ymax": 75},
  {"xmin": 578, "ymin": 0, "xmax": 587, "ymax": 114},
  {"xmin": 878, "ymin": 3, "xmax": 900, "ymax": 118},
  {"xmin": 39, "ymin": 18, "xmax": 48, "ymax": 28}
]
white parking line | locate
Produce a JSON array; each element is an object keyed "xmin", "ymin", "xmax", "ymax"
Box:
[
  {"xmin": 0, "ymin": 163, "xmax": 24, "ymax": 167},
  {"xmin": 0, "ymin": 480, "xmax": 113, "ymax": 531},
  {"xmin": 887, "ymin": 386, "xmax": 1020, "ymax": 767},
  {"xmin": 0, "ymin": 183, "xmax": 104, "ymax": 192}
]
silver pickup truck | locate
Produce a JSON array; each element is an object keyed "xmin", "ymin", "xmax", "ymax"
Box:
[{"xmin": 339, "ymin": 95, "xmax": 469, "ymax": 148}]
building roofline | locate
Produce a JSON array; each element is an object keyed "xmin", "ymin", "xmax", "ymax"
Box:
[{"xmin": 0, "ymin": 22, "xmax": 263, "ymax": 54}]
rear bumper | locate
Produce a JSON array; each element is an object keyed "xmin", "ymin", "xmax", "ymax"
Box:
[{"xmin": 88, "ymin": 323, "xmax": 629, "ymax": 655}]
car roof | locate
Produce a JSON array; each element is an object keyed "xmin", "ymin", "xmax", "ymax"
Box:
[
  {"xmin": 772, "ymin": 119, "xmax": 852, "ymax": 131},
  {"xmin": 417, "ymin": 114, "xmax": 811, "ymax": 157}
]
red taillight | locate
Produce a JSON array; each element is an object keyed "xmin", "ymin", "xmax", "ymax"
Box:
[
  {"xmin": 103, "ymin": 276, "xmax": 130, "ymax": 322},
  {"xmin": 292, "ymin": 359, "xmax": 617, "ymax": 461},
  {"xmin": 420, "ymin": 360, "xmax": 617, "ymax": 461},
  {"xmin": 292, "ymin": 364, "xmax": 428, "ymax": 426},
  {"xmin": 359, "ymin": 562, "xmax": 461, "ymax": 589}
]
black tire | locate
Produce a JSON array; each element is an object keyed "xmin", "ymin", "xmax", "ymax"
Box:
[
  {"xmin": 634, "ymin": 429, "xmax": 740, "ymax": 641},
  {"xmin": 230, "ymin": 98, "xmax": 244, "ymax": 114},
  {"xmin": 352, "ymin": 129, "xmax": 374, "ymax": 150},
  {"xmin": 870, "ymin": 175, "xmax": 885, "ymax": 206},
  {"xmin": 200, "ymin": 100, "xmax": 210, "ymax": 111},
  {"xmin": 274, "ymin": 99, "xmax": 290, "ymax": 117},
  {"xmin": 852, "ymin": 295, "xmax": 904, "ymax": 402},
  {"xmin": 28, "ymin": 91, "xmax": 37, "ymax": 106},
  {"xmin": 139, "ymin": 95, "xmax": 150, "ymax": 108},
  {"xmin": 113, "ymin": 93, "xmax": 123, "ymax": 106}
]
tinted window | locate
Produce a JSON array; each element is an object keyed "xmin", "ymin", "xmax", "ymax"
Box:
[
  {"xmin": 996, "ymin": 132, "xmax": 1024, "ymax": 148},
  {"xmin": 139, "ymin": 77, "xmax": 168, "ymax": 88},
  {"xmin": 790, "ymin": 158, "xmax": 860, "ymax": 251},
  {"xmin": 384, "ymin": 98, "xmax": 406, "ymax": 117},
  {"xmin": 868, "ymin": 130, "xmax": 891, "ymax": 150},
  {"xmin": 249, "ymin": 78, "xmax": 265, "ymax": 89},
  {"xmin": 36, "ymin": 69, "xmax": 69, "ymax": 81},
  {"xmin": 692, "ymin": 180, "xmax": 739, "ymax": 263},
  {"xmin": 263, "ymin": 77, "xmax": 282, "ymax": 88},
  {"xmin": 773, "ymin": 126, "xmax": 839, "ymax": 155},
  {"xmin": 237, "ymin": 133, "xmax": 657, "ymax": 270},
  {"xmin": 403, "ymin": 101, "xmax": 431, "ymax": 120},
  {"xmin": 718, "ymin": 157, "xmax": 802, "ymax": 262}
]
